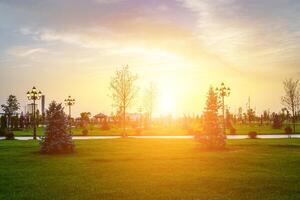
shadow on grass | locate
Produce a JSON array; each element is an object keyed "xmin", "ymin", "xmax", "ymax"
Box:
[{"xmin": 31, "ymin": 150, "xmax": 78, "ymax": 157}]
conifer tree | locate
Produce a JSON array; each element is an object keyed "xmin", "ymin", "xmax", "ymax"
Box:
[
  {"xmin": 200, "ymin": 87, "xmax": 226, "ymax": 149},
  {"xmin": 40, "ymin": 101, "xmax": 75, "ymax": 154}
]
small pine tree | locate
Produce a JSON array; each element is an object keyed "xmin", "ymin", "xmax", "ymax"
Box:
[
  {"xmin": 199, "ymin": 87, "xmax": 225, "ymax": 149},
  {"xmin": 40, "ymin": 101, "xmax": 75, "ymax": 154}
]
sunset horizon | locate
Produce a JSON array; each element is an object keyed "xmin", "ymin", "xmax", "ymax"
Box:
[{"xmin": 1, "ymin": 0, "xmax": 300, "ymax": 117}]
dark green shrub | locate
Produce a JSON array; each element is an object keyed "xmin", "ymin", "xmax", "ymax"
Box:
[
  {"xmin": 285, "ymin": 127, "xmax": 293, "ymax": 134},
  {"xmin": 272, "ymin": 114, "xmax": 282, "ymax": 129},
  {"xmin": 5, "ymin": 131, "xmax": 15, "ymax": 140},
  {"xmin": 0, "ymin": 128, "xmax": 8, "ymax": 137},
  {"xmin": 0, "ymin": 116, "xmax": 7, "ymax": 134},
  {"xmin": 82, "ymin": 128, "xmax": 88, "ymax": 136},
  {"xmin": 248, "ymin": 131, "xmax": 257, "ymax": 139}
]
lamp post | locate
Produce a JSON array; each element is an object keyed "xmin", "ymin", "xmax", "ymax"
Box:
[
  {"xmin": 216, "ymin": 83, "xmax": 230, "ymax": 135},
  {"xmin": 65, "ymin": 96, "xmax": 75, "ymax": 133},
  {"xmin": 27, "ymin": 86, "xmax": 42, "ymax": 140}
]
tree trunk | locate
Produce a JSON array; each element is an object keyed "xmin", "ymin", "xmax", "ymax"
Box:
[{"xmin": 123, "ymin": 104, "xmax": 126, "ymax": 138}]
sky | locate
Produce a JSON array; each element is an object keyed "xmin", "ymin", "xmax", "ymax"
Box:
[{"xmin": 0, "ymin": 0, "xmax": 300, "ymax": 117}]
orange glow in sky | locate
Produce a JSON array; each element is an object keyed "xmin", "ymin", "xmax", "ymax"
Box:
[{"xmin": 0, "ymin": 0, "xmax": 299, "ymax": 116}]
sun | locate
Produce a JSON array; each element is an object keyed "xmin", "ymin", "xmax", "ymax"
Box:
[{"xmin": 158, "ymin": 93, "xmax": 176, "ymax": 116}]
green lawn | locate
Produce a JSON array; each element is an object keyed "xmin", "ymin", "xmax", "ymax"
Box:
[
  {"xmin": 1, "ymin": 139, "xmax": 300, "ymax": 199},
  {"xmin": 231, "ymin": 123, "xmax": 300, "ymax": 134},
  {"xmin": 14, "ymin": 123, "xmax": 300, "ymax": 136}
]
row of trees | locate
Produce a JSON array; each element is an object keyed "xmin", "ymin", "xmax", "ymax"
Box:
[
  {"xmin": 0, "ymin": 67, "xmax": 299, "ymax": 147},
  {"xmin": 0, "ymin": 95, "xmax": 45, "ymax": 136}
]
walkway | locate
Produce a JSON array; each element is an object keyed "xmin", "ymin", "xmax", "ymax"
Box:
[{"xmin": 1, "ymin": 134, "xmax": 300, "ymax": 140}]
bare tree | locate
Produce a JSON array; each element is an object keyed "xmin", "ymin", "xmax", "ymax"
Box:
[
  {"xmin": 110, "ymin": 66, "xmax": 138, "ymax": 137},
  {"xmin": 143, "ymin": 83, "xmax": 157, "ymax": 123},
  {"xmin": 281, "ymin": 78, "xmax": 300, "ymax": 133}
]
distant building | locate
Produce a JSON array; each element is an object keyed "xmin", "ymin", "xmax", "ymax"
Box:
[
  {"xmin": 26, "ymin": 103, "xmax": 38, "ymax": 114},
  {"xmin": 93, "ymin": 113, "xmax": 107, "ymax": 123}
]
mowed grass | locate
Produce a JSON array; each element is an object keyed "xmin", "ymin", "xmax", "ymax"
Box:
[
  {"xmin": 14, "ymin": 123, "xmax": 300, "ymax": 136},
  {"xmin": 1, "ymin": 139, "xmax": 300, "ymax": 200}
]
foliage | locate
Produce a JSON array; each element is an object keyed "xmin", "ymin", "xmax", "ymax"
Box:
[
  {"xmin": 19, "ymin": 114, "xmax": 25, "ymax": 129},
  {"xmin": 284, "ymin": 127, "xmax": 293, "ymax": 134},
  {"xmin": 0, "ymin": 115, "xmax": 7, "ymax": 131},
  {"xmin": 5, "ymin": 131, "xmax": 15, "ymax": 140},
  {"xmin": 1, "ymin": 95, "xmax": 20, "ymax": 116},
  {"xmin": 1, "ymin": 95, "xmax": 20, "ymax": 129},
  {"xmin": 101, "ymin": 119, "xmax": 110, "ymax": 130},
  {"xmin": 110, "ymin": 65, "xmax": 138, "ymax": 137},
  {"xmin": 247, "ymin": 108, "xmax": 256, "ymax": 124},
  {"xmin": 272, "ymin": 114, "xmax": 283, "ymax": 129},
  {"xmin": 199, "ymin": 87, "xmax": 225, "ymax": 149},
  {"xmin": 40, "ymin": 101, "xmax": 75, "ymax": 154},
  {"xmin": 0, "ymin": 116, "xmax": 8, "ymax": 136},
  {"xmin": 248, "ymin": 131, "xmax": 257, "ymax": 139},
  {"xmin": 11, "ymin": 115, "xmax": 20, "ymax": 131},
  {"xmin": 0, "ymin": 127, "xmax": 8, "ymax": 137},
  {"xmin": 281, "ymin": 78, "xmax": 300, "ymax": 133},
  {"xmin": 82, "ymin": 128, "xmax": 89, "ymax": 136},
  {"xmin": 80, "ymin": 112, "xmax": 91, "ymax": 128}
]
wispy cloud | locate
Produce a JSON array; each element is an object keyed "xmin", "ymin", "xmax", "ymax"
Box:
[
  {"xmin": 178, "ymin": 0, "xmax": 300, "ymax": 72},
  {"xmin": 0, "ymin": 0, "xmax": 299, "ymax": 114}
]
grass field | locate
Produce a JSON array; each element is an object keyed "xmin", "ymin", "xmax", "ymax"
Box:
[
  {"xmin": 13, "ymin": 123, "xmax": 300, "ymax": 136},
  {"xmin": 1, "ymin": 139, "xmax": 300, "ymax": 199}
]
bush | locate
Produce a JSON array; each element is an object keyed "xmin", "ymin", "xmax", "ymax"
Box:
[
  {"xmin": 248, "ymin": 131, "xmax": 257, "ymax": 139},
  {"xmin": 272, "ymin": 114, "xmax": 282, "ymax": 129},
  {"xmin": 82, "ymin": 128, "xmax": 89, "ymax": 136},
  {"xmin": 0, "ymin": 128, "xmax": 9, "ymax": 137},
  {"xmin": 5, "ymin": 131, "xmax": 15, "ymax": 140},
  {"xmin": 101, "ymin": 121, "xmax": 110, "ymax": 130},
  {"xmin": 284, "ymin": 127, "xmax": 293, "ymax": 134},
  {"xmin": 40, "ymin": 101, "xmax": 75, "ymax": 154},
  {"xmin": 0, "ymin": 116, "xmax": 8, "ymax": 136}
]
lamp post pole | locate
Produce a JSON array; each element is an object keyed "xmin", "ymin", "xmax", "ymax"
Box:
[
  {"xmin": 27, "ymin": 86, "xmax": 42, "ymax": 140},
  {"xmin": 216, "ymin": 83, "xmax": 230, "ymax": 135},
  {"xmin": 65, "ymin": 96, "xmax": 75, "ymax": 134}
]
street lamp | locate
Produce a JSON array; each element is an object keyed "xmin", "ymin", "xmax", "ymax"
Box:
[
  {"xmin": 27, "ymin": 86, "xmax": 42, "ymax": 140},
  {"xmin": 216, "ymin": 82, "xmax": 230, "ymax": 135},
  {"xmin": 65, "ymin": 95, "xmax": 75, "ymax": 133}
]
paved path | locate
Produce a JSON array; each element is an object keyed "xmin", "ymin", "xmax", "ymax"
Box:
[{"xmin": 1, "ymin": 135, "xmax": 300, "ymax": 140}]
